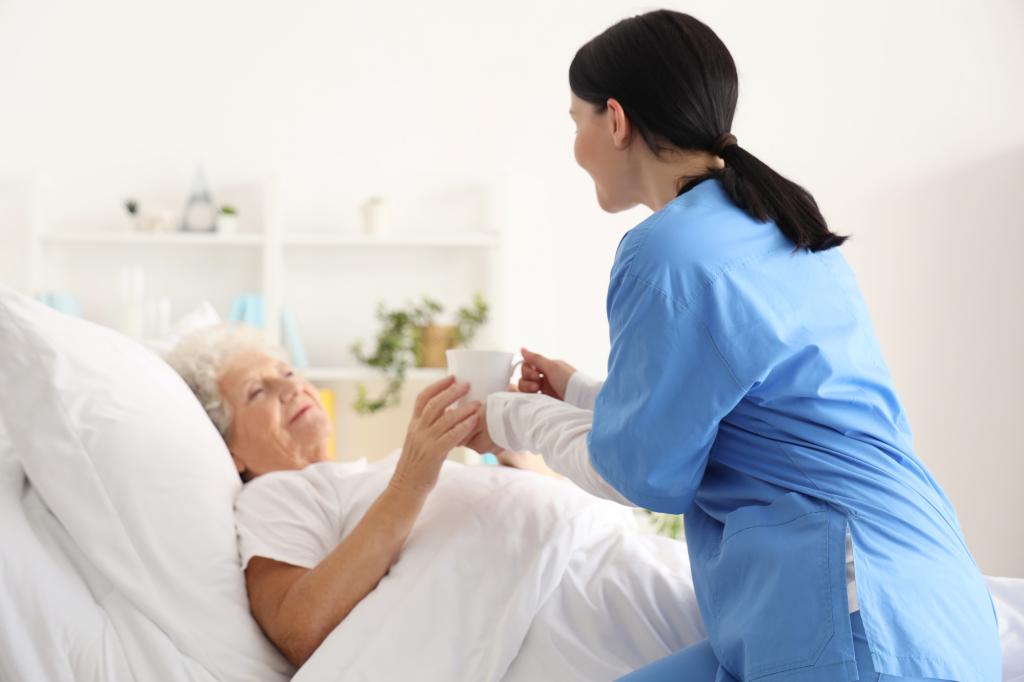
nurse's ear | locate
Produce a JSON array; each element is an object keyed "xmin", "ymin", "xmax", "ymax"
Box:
[{"xmin": 605, "ymin": 98, "xmax": 633, "ymax": 150}]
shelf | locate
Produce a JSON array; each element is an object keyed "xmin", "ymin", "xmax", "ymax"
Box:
[
  {"xmin": 37, "ymin": 231, "xmax": 498, "ymax": 249},
  {"xmin": 282, "ymin": 232, "xmax": 498, "ymax": 248},
  {"xmin": 302, "ymin": 366, "xmax": 449, "ymax": 383},
  {"xmin": 40, "ymin": 232, "xmax": 263, "ymax": 246}
]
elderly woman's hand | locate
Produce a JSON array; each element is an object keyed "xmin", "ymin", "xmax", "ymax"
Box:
[{"xmin": 390, "ymin": 376, "xmax": 480, "ymax": 497}]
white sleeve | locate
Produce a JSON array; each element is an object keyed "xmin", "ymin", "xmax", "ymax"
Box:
[
  {"xmin": 234, "ymin": 471, "xmax": 340, "ymax": 570},
  {"xmin": 563, "ymin": 371, "xmax": 604, "ymax": 411},
  {"xmin": 486, "ymin": 391, "xmax": 633, "ymax": 506}
]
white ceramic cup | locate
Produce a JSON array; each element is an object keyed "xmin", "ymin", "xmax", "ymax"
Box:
[{"xmin": 445, "ymin": 349, "xmax": 523, "ymax": 405}]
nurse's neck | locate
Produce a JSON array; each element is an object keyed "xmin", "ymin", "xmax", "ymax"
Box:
[{"xmin": 634, "ymin": 147, "xmax": 724, "ymax": 212}]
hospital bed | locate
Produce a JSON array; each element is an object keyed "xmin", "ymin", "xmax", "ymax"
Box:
[{"xmin": 1, "ymin": 285, "xmax": 1022, "ymax": 681}]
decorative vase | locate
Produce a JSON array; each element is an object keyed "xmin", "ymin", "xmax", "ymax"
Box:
[
  {"xmin": 418, "ymin": 324, "xmax": 459, "ymax": 368},
  {"xmin": 181, "ymin": 164, "xmax": 217, "ymax": 233},
  {"xmin": 360, "ymin": 197, "xmax": 389, "ymax": 236},
  {"xmin": 217, "ymin": 214, "xmax": 239, "ymax": 235}
]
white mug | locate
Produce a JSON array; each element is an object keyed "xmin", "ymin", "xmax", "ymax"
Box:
[{"xmin": 445, "ymin": 349, "xmax": 523, "ymax": 405}]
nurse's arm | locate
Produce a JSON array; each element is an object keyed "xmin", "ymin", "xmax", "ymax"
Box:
[
  {"xmin": 486, "ymin": 391, "xmax": 632, "ymax": 505},
  {"xmin": 585, "ymin": 274, "xmax": 748, "ymax": 513},
  {"xmin": 564, "ymin": 371, "xmax": 604, "ymax": 410}
]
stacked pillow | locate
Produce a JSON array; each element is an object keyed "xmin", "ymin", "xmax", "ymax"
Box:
[{"xmin": 0, "ymin": 285, "xmax": 291, "ymax": 681}]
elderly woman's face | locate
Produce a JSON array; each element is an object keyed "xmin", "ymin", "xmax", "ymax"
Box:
[{"xmin": 218, "ymin": 349, "xmax": 331, "ymax": 480}]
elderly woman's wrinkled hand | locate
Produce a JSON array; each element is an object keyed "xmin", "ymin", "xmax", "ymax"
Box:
[{"xmin": 389, "ymin": 376, "xmax": 480, "ymax": 497}]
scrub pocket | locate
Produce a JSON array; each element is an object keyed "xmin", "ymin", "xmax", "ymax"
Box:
[{"xmin": 706, "ymin": 492, "xmax": 835, "ymax": 679}]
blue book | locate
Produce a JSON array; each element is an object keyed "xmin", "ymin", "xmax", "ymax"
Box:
[
  {"xmin": 227, "ymin": 295, "xmax": 247, "ymax": 323},
  {"xmin": 245, "ymin": 294, "xmax": 265, "ymax": 329},
  {"xmin": 280, "ymin": 309, "xmax": 309, "ymax": 369},
  {"xmin": 34, "ymin": 291, "xmax": 81, "ymax": 317}
]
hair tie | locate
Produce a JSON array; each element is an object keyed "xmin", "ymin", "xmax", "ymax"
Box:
[{"xmin": 711, "ymin": 132, "xmax": 738, "ymax": 156}]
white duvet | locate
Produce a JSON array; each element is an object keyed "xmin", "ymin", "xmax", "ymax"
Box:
[{"xmin": 292, "ymin": 457, "xmax": 706, "ymax": 681}]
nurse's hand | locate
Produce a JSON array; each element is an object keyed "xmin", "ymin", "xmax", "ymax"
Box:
[{"xmin": 518, "ymin": 348, "xmax": 576, "ymax": 401}]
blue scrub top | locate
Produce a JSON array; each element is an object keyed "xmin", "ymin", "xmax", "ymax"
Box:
[{"xmin": 587, "ymin": 179, "xmax": 1001, "ymax": 681}]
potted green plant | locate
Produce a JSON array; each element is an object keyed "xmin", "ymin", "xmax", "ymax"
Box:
[
  {"xmin": 351, "ymin": 293, "xmax": 489, "ymax": 413},
  {"xmin": 217, "ymin": 204, "xmax": 239, "ymax": 235},
  {"xmin": 637, "ymin": 510, "xmax": 684, "ymax": 539}
]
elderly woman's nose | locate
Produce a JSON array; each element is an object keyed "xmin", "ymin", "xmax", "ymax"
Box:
[{"xmin": 268, "ymin": 375, "xmax": 302, "ymax": 399}]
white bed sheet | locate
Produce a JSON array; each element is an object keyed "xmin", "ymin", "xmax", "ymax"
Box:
[{"xmin": 991, "ymin": 576, "xmax": 1024, "ymax": 682}]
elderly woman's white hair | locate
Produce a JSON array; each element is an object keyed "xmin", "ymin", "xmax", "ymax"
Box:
[{"xmin": 164, "ymin": 323, "xmax": 285, "ymax": 439}]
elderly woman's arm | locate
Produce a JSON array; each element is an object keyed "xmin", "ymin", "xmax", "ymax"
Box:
[
  {"xmin": 245, "ymin": 377, "xmax": 479, "ymax": 667},
  {"xmin": 245, "ymin": 482, "xmax": 426, "ymax": 666}
]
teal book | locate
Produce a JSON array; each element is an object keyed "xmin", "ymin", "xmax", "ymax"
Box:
[
  {"xmin": 227, "ymin": 295, "xmax": 247, "ymax": 323},
  {"xmin": 280, "ymin": 309, "xmax": 308, "ymax": 369},
  {"xmin": 34, "ymin": 291, "xmax": 81, "ymax": 317},
  {"xmin": 244, "ymin": 295, "xmax": 264, "ymax": 329},
  {"xmin": 228, "ymin": 294, "xmax": 265, "ymax": 329}
]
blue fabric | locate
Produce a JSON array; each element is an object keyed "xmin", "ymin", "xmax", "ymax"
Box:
[
  {"xmin": 618, "ymin": 611, "xmax": 950, "ymax": 682},
  {"xmin": 587, "ymin": 180, "xmax": 1001, "ymax": 681}
]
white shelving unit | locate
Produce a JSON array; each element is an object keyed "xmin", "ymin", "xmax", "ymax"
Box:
[
  {"xmin": 40, "ymin": 232, "xmax": 265, "ymax": 246},
  {"xmin": 18, "ymin": 177, "xmax": 502, "ymax": 388},
  {"xmin": 5, "ymin": 175, "xmax": 511, "ymax": 461},
  {"xmin": 282, "ymin": 232, "xmax": 498, "ymax": 248}
]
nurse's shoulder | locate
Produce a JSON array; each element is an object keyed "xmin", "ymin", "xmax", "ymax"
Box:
[{"xmin": 612, "ymin": 178, "xmax": 785, "ymax": 310}]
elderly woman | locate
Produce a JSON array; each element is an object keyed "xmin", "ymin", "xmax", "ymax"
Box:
[
  {"xmin": 164, "ymin": 324, "xmax": 592, "ymax": 669},
  {"xmin": 166, "ymin": 325, "xmax": 479, "ymax": 663}
]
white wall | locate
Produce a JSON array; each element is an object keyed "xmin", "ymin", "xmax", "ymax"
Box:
[{"xmin": 1, "ymin": 0, "xmax": 1021, "ymax": 575}]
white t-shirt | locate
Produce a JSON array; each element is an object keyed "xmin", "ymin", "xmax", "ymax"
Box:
[{"xmin": 235, "ymin": 456, "xmax": 393, "ymax": 570}]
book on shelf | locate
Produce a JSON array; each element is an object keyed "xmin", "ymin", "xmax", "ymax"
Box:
[
  {"xmin": 227, "ymin": 293, "xmax": 308, "ymax": 369},
  {"xmin": 34, "ymin": 291, "xmax": 81, "ymax": 317},
  {"xmin": 280, "ymin": 309, "xmax": 309, "ymax": 369},
  {"xmin": 318, "ymin": 388, "xmax": 337, "ymax": 460}
]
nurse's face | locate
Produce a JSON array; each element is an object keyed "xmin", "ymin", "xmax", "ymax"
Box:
[{"xmin": 570, "ymin": 92, "xmax": 639, "ymax": 213}]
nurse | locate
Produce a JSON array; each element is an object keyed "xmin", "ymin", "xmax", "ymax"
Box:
[{"xmin": 466, "ymin": 9, "xmax": 1001, "ymax": 682}]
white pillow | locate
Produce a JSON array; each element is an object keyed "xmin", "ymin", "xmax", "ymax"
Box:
[
  {"xmin": 0, "ymin": 428, "xmax": 133, "ymax": 682},
  {"xmin": 0, "ymin": 285, "xmax": 291, "ymax": 681}
]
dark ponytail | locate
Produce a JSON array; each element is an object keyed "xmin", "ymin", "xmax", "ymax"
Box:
[{"xmin": 569, "ymin": 10, "xmax": 847, "ymax": 252}]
